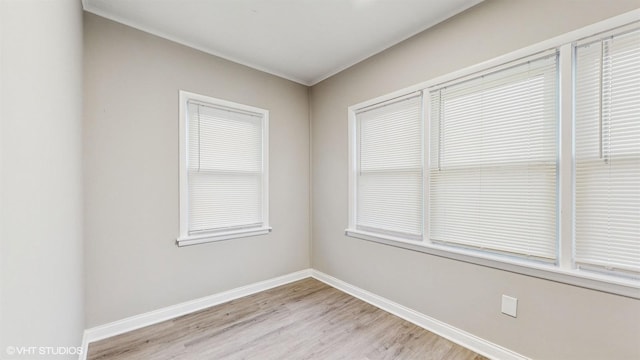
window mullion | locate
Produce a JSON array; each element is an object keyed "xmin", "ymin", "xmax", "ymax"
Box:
[
  {"xmin": 558, "ymin": 43, "xmax": 574, "ymax": 270},
  {"xmin": 423, "ymin": 90, "xmax": 431, "ymax": 244}
]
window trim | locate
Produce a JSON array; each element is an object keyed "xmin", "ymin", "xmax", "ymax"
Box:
[
  {"xmin": 178, "ymin": 90, "xmax": 270, "ymax": 247},
  {"xmin": 346, "ymin": 9, "xmax": 640, "ymax": 299}
]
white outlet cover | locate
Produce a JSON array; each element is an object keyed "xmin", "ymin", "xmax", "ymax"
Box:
[{"xmin": 501, "ymin": 295, "xmax": 518, "ymax": 317}]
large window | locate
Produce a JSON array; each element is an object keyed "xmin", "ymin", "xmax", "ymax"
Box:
[
  {"xmin": 178, "ymin": 91, "xmax": 270, "ymax": 246},
  {"xmin": 346, "ymin": 15, "xmax": 639, "ymax": 296}
]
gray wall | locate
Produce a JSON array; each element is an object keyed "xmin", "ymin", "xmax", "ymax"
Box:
[
  {"xmin": 0, "ymin": 0, "xmax": 84, "ymax": 357},
  {"xmin": 83, "ymin": 13, "xmax": 310, "ymax": 327},
  {"xmin": 309, "ymin": 1, "xmax": 640, "ymax": 359}
]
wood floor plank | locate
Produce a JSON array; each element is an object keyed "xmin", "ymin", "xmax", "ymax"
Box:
[{"xmin": 87, "ymin": 278, "xmax": 488, "ymax": 360}]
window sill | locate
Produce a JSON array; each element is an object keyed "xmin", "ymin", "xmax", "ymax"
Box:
[
  {"xmin": 178, "ymin": 227, "xmax": 272, "ymax": 247},
  {"xmin": 345, "ymin": 228, "xmax": 640, "ymax": 299}
]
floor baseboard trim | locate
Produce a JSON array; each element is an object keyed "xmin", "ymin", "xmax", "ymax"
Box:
[
  {"xmin": 79, "ymin": 268, "xmax": 312, "ymax": 360},
  {"xmin": 80, "ymin": 268, "xmax": 527, "ymax": 360},
  {"xmin": 310, "ymin": 269, "xmax": 529, "ymax": 360}
]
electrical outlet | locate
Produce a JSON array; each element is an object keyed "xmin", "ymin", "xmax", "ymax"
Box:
[{"xmin": 501, "ymin": 295, "xmax": 518, "ymax": 317}]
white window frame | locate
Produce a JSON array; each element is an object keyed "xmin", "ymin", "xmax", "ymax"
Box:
[
  {"xmin": 346, "ymin": 9, "xmax": 640, "ymax": 299},
  {"xmin": 178, "ymin": 91, "xmax": 270, "ymax": 246}
]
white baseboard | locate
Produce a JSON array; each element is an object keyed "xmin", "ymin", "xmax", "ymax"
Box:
[
  {"xmin": 79, "ymin": 269, "xmax": 312, "ymax": 360},
  {"xmin": 80, "ymin": 268, "xmax": 526, "ymax": 360},
  {"xmin": 310, "ymin": 269, "xmax": 528, "ymax": 360}
]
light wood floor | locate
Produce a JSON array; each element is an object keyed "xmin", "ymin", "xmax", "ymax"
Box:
[{"xmin": 87, "ymin": 278, "xmax": 488, "ymax": 360}]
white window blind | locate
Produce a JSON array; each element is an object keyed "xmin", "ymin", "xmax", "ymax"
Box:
[
  {"xmin": 178, "ymin": 92, "xmax": 269, "ymax": 246},
  {"xmin": 574, "ymin": 26, "xmax": 640, "ymax": 275},
  {"xmin": 354, "ymin": 92, "xmax": 423, "ymax": 240},
  {"xmin": 428, "ymin": 52, "xmax": 558, "ymax": 260}
]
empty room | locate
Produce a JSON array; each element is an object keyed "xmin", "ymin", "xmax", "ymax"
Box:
[{"xmin": 1, "ymin": 0, "xmax": 639, "ymax": 359}]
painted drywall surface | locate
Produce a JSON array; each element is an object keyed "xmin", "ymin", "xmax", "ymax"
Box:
[
  {"xmin": 83, "ymin": 13, "xmax": 310, "ymax": 327},
  {"xmin": 0, "ymin": 0, "xmax": 84, "ymax": 357},
  {"xmin": 310, "ymin": 1, "xmax": 640, "ymax": 359}
]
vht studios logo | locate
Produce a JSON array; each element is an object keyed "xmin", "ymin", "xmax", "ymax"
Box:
[{"xmin": 5, "ymin": 346, "xmax": 83, "ymax": 356}]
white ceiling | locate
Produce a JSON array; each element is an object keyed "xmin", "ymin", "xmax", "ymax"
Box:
[{"xmin": 82, "ymin": 0, "xmax": 483, "ymax": 85}]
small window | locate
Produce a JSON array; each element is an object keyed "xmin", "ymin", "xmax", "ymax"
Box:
[
  {"xmin": 347, "ymin": 92, "xmax": 424, "ymax": 241},
  {"xmin": 178, "ymin": 91, "xmax": 270, "ymax": 246}
]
